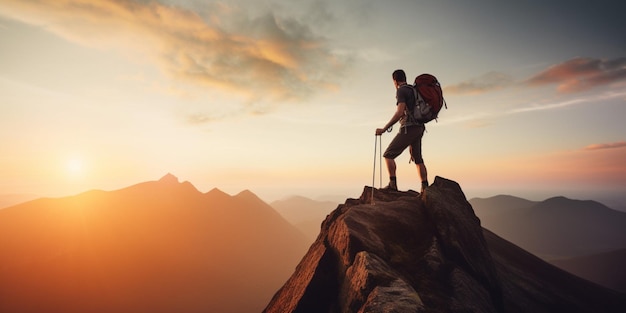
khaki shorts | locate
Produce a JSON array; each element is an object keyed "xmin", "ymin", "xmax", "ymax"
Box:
[{"xmin": 383, "ymin": 125, "xmax": 425, "ymax": 163}]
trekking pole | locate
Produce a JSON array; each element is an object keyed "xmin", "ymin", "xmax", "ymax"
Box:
[
  {"xmin": 372, "ymin": 134, "xmax": 384, "ymax": 204},
  {"xmin": 372, "ymin": 135, "xmax": 378, "ymax": 204},
  {"xmin": 378, "ymin": 135, "xmax": 382, "ymax": 188}
]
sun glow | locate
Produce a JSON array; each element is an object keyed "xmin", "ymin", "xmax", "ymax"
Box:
[{"xmin": 66, "ymin": 157, "xmax": 84, "ymax": 175}]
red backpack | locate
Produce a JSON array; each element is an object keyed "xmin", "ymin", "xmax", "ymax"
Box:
[{"xmin": 410, "ymin": 74, "xmax": 446, "ymax": 123}]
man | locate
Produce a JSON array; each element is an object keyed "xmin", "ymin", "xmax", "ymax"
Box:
[{"xmin": 375, "ymin": 69, "xmax": 428, "ymax": 192}]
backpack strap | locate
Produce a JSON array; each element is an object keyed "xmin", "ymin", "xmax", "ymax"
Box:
[{"xmin": 399, "ymin": 84, "xmax": 418, "ymax": 110}]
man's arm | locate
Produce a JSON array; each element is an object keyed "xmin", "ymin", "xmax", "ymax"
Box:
[{"xmin": 375, "ymin": 102, "xmax": 406, "ymax": 135}]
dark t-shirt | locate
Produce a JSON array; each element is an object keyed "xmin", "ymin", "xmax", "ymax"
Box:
[{"xmin": 396, "ymin": 84, "xmax": 418, "ymax": 127}]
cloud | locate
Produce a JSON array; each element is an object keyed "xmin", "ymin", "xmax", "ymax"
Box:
[
  {"xmin": 441, "ymin": 88, "xmax": 626, "ymax": 129},
  {"xmin": 510, "ymin": 89, "xmax": 626, "ymax": 114},
  {"xmin": 444, "ymin": 71, "xmax": 514, "ymax": 95},
  {"xmin": 0, "ymin": 0, "xmax": 350, "ymax": 110},
  {"xmin": 446, "ymin": 57, "xmax": 626, "ymax": 97},
  {"xmin": 583, "ymin": 141, "xmax": 626, "ymax": 151},
  {"xmin": 509, "ymin": 97, "xmax": 587, "ymax": 113},
  {"xmin": 526, "ymin": 57, "xmax": 626, "ymax": 93}
]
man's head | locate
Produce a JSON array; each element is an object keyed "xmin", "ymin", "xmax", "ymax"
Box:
[{"xmin": 392, "ymin": 69, "xmax": 406, "ymax": 88}]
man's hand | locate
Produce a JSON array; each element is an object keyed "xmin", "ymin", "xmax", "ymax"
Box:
[{"xmin": 375, "ymin": 128, "xmax": 386, "ymax": 136}]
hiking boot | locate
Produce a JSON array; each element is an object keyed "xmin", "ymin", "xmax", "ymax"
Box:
[
  {"xmin": 382, "ymin": 181, "xmax": 397, "ymax": 191},
  {"xmin": 420, "ymin": 181, "xmax": 428, "ymax": 200}
]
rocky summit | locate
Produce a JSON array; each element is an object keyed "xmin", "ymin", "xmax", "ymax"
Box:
[{"xmin": 263, "ymin": 177, "xmax": 626, "ymax": 313}]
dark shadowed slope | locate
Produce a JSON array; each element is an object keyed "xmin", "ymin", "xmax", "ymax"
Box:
[
  {"xmin": 549, "ymin": 249, "xmax": 626, "ymax": 293},
  {"xmin": 263, "ymin": 177, "xmax": 626, "ymax": 313},
  {"xmin": 483, "ymin": 229, "xmax": 625, "ymax": 312},
  {"xmin": 470, "ymin": 195, "xmax": 626, "ymax": 259},
  {"xmin": 0, "ymin": 174, "xmax": 309, "ymax": 313}
]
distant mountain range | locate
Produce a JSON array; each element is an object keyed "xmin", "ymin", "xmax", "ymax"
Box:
[
  {"xmin": 0, "ymin": 174, "xmax": 310, "ymax": 313},
  {"xmin": 469, "ymin": 194, "xmax": 626, "ymax": 293},
  {"xmin": 469, "ymin": 195, "xmax": 626, "ymax": 259},
  {"xmin": 270, "ymin": 196, "xmax": 338, "ymax": 241},
  {"xmin": 0, "ymin": 193, "xmax": 38, "ymax": 209}
]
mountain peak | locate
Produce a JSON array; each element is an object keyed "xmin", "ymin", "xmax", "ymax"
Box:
[
  {"xmin": 235, "ymin": 189, "xmax": 256, "ymax": 198},
  {"xmin": 206, "ymin": 187, "xmax": 228, "ymax": 196},
  {"xmin": 234, "ymin": 189, "xmax": 268, "ymax": 207},
  {"xmin": 158, "ymin": 173, "xmax": 179, "ymax": 184},
  {"xmin": 263, "ymin": 176, "xmax": 626, "ymax": 312},
  {"xmin": 544, "ymin": 195, "xmax": 569, "ymax": 202}
]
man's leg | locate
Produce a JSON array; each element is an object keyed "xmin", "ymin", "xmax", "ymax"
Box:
[
  {"xmin": 385, "ymin": 157, "xmax": 397, "ymax": 177},
  {"xmin": 416, "ymin": 163, "xmax": 428, "ymax": 192},
  {"xmin": 384, "ymin": 157, "xmax": 397, "ymax": 190},
  {"xmin": 409, "ymin": 125, "xmax": 427, "ymax": 192},
  {"xmin": 383, "ymin": 131, "xmax": 408, "ymax": 191}
]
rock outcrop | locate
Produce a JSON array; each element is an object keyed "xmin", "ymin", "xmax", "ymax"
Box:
[{"xmin": 263, "ymin": 176, "xmax": 626, "ymax": 313}]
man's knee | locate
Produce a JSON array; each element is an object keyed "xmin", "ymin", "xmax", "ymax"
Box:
[
  {"xmin": 410, "ymin": 153, "xmax": 423, "ymax": 164},
  {"xmin": 382, "ymin": 150, "xmax": 399, "ymax": 159}
]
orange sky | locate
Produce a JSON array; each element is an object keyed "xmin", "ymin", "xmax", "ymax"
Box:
[{"xmin": 0, "ymin": 0, "xmax": 625, "ymax": 205}]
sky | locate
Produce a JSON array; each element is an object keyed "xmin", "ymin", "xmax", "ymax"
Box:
[{"xmin": 1, "ymin": 0, "xmax": 625, "ymax": 206}]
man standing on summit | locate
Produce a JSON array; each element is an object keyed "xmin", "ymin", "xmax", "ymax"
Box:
[{"xmin": 375, "ymin": 69, "xmax": 428, "ymax": 192}]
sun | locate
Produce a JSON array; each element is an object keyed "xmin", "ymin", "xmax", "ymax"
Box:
[{"xmin": 66, "ymin": 157, "xmax": 84, "ymax": 174}]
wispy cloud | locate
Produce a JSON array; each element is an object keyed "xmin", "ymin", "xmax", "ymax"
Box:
[
  {"xmin": 510, "ymin": 90, "xmax": 626, "ymax": 114},
  {"xmin": 526, "ymin": 57, "xmax": 626, "ymax": 93},
  {"xmin": 444, "ymin": 71, "xmax": 514, "ymax": 95},
  {"xmin": 446, "ymin": 57, "xmax": 626, "ymax": 96},
  {"xmin": 442, "ymin": 57, "xmax": 626, "ymax": 127},
  {"xmin": 0, "ymin": 0, "xmax": 350, "ymax": 109},
  {"xmin": 439, "ymin": 89, "xmax": 626, "ymax": 128},
  {"xmin": 583, "ymin": 141, "xmax": 626, "ymax": 151},
  {"xmin": 433, "ymin": 111, "xmax": 498, "ymax": 129},
  {"xmin": 509, "ymin": 97, "xmax": 588, "ymax": 113}
]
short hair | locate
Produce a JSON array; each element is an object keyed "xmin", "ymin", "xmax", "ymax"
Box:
[{"xmin": 392, "ymin": 69, "xmax": 406, "ymax": 82}]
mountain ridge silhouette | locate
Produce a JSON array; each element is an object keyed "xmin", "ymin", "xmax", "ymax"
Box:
[
  {"xmin": 0, "ymin": 174, "xmax": 309, "ymax": 313},
  {"xmin": 470, "ymin": 194, "xmax": 626, "ymax": 259}
]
